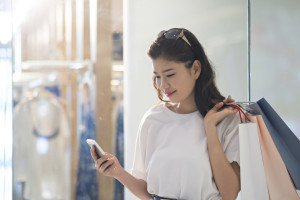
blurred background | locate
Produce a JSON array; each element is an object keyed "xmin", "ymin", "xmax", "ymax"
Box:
[{"xmin": 0, "ymin": 0, "xmax": 299, "ymax": 199}]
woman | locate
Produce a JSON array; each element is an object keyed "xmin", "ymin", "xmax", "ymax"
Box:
[{"xmin": 91, "ymin": 28, "xmax": 241, "ymax": 200}]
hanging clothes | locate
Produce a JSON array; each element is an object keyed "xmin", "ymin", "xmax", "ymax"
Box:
[
  {"xmin": 75, "ymin": 100, "xmax": 99, "ymax": 200},
  {"xmin": 13, "ymin": 89, "xmax": 71, "ymax": 200},
  {"xmin": 44, "ymin": 85, "xmax": 61, "ymax": 97}
]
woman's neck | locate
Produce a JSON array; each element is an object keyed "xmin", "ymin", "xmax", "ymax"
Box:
[{"xmin": 168, "ymin": 98, "xmax": 198, "ymax": 114}]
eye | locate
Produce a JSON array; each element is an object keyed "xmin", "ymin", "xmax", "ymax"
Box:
[
  {"xmin": 154, "ymin": 76, "xmax": 161, "ymax": 79},
  {"xmin": 167, "ymin": 74, "xmax": 175, "ymax": 78}
]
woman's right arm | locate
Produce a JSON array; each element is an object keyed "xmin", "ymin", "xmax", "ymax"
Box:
[
  {"xmin": 90, "ymin": 146, "xmax": 152, "ymax": 200},
  {"xmin": 116, "ymin": 168, "xmax": 152, "ymax": 200}
]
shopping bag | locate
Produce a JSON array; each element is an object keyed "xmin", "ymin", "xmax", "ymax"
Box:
[
  {"xmin": 256, "ymin": 115, "xmax": 300, "ymax": 200},
  {"xmin": 238, "ymin": 115, "xmax": 269, "ymax": 200},
  {"xmin": 249, "ymin": 98, "xmax": 300, "ymax": 190}
]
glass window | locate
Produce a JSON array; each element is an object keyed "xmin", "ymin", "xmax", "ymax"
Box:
[{"xmin": 250, "ymin": 0, "xmax": 300, "ymax": 139}]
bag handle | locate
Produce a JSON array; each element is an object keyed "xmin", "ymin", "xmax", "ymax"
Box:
[{"xmin": 227, "ymin": 104, "xmax": 251, "ymax": 123}]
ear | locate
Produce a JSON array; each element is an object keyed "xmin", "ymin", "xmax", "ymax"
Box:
[{"xmin": 192, "ymin": 60, "xmax": 201, "ymax": 79}]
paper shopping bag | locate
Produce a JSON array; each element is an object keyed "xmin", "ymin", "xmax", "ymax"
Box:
[
  {"xmin": 249, "ymin": 98, "xmax": 300, "ymax": 190},
  {"xmin": 239, "ymin": 115, "xmax": 269, "ymax": 200},
  {"xmin": 256, "ymin": 115, "xmax": 300, "ymax": 200}
]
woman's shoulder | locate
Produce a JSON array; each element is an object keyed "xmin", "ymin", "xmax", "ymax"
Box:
[
  {"xmin": 151, "ymin": 101, "xmax": 164, "ymax": 110},
  {"xmin": 139, "ymin": 102, "xmax": 167, "ymax": 123},
  {"xmin": 217, "ymin": 112, "xmax": 241, "ymax": 131},
  {"xmin": 143, "ymin": 102, "xmax": 165, "ymax": 117},
  {"xmin": 216, "ymin": 113, "xmax": 241, "ymax": 143}
]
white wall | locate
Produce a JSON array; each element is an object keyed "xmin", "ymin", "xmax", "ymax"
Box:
[
  {"xmin": 124, "ymin": 1, "xmax": 248, "ymax": 199},
  {"xmin": 250, "ymin": 0, "xmax": 300, "ymax": 139}
]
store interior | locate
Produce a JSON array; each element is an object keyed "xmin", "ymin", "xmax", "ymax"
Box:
[{"xmin": 0, "ymin": 0, "xmax": 300, "ymax": 200}]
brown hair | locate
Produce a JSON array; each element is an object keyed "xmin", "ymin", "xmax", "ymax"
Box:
[{"xmin": 147, "ymin": 28, "xmax": 225, "ymax": 117}]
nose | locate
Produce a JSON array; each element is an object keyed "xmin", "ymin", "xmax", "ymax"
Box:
[{"xmin": 157, "ymin": 77, "xmax": 170, "ymax": 90}]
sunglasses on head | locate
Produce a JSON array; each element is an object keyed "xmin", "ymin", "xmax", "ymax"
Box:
[{"xmin": 158, "ymin": 28, "xmax": 192, "ymax": 47}]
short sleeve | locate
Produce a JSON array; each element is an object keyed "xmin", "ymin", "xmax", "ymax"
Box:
[
  {"xmin": 218, "ymin": 113, "xmax": 241, "ymax": 166},
  {"xmin": 131, "ymin": 115, "xmax": 149, "ymax": 182}
]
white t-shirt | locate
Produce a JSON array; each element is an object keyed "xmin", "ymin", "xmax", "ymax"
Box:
[{"xmin": 131, "ymin": 102, "xmax": 240, "ymax": 200}]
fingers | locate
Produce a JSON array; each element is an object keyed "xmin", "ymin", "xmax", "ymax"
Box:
[
  {"xmin": 213, "ymin": 95, "xmax": 236, "ymax": 111},
  {"xmin": 213, "ymin": 101, "xmax": 224, "ymax": 111},
  {"xmin": 90, "ymin": 146, "xmax": 99, "ymax": 161},
  {"xmin": 220, "ymin": 102, "xmax": 238, "ymax": 115},
  {"xmin": 227, "ymin": 107, "xmax": 238, "ymax": 113},
  {"xmin": 223, "ymin": 95, "xmax": 235, "ymax": 103},
  {"xmin": 98, "ymin": 158, "xmax": 115, "ymax": 174},
  {"xmin": 94, "ymin": 154, "xmax": 118, "ymax": 175},
  {"xmin": 94, "ymin": 154, "xmax": 110, "ymax": 168}
]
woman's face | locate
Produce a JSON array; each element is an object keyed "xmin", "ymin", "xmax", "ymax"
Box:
[{"xmin": 152, "ymin": 57, "xmax": 200, "ymax": 105}]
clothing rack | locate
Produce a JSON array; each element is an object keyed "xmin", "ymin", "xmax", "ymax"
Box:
[{"xmin": 13, "ymin": 60, "xmax": 94, "ymax": 200}]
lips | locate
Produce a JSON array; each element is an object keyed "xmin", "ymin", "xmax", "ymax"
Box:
[{"xmin": 165, "ymin": 90, "xmax": 176, "ymax": 97}]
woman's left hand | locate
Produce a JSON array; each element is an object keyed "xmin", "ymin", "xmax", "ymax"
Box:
[{"xmin": 204, "ymin": 95, "xmax": 238, "ymax": 129}]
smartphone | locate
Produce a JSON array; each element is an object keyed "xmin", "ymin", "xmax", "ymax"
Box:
[{"xmin": 86, "ymin": 139, "xmax": 105, "ymax": 158}]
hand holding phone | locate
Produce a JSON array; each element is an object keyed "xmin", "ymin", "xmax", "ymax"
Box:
[
  {"xmin": 87, "ymin": 139, "xmax": 123, "ymax": 178},
  {"xmin": 86, "ymin": 139, "xmax": 105, "ymax": 158}
]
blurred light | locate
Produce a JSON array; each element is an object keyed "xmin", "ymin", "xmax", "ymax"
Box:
[
  {"xmin": 0, "ymin": 12, "xmax": 12, "ymax": 44},
  {"xmin": 12, "ymin": 0, "xmax": 47, "ymax": 31},
  {"xmin": 0, "ymin": 60, "xmax": 13, "ymax": 200},
  {"xmin": 28, "ymin": 79, "xmax": 43, "ymax": 88},
  {"xmin": 36, "ymin": 137, "xmax": 49, "ymax": 154},
  {"xmin": 48, "ymin": 74, "xmax": 57, "ymax": 82},
  {"xmin": 111, "ymin": 79, "xmax": 120, "ymax": 86},
  {"xmin": 76, "ymin": 0, "xmax": 84, "ymax": 60},
  {"xmin": 90, "ymin": 0, "xmax": 97, "ymax": 62},
  {"xmin": 113, "ymin": 64, "xmax": 124, "ymax": 72},
  {"xmin": 65, "ymin": 0, "xmax": 72, "ymax": 60},
  {"xmin": 56, "ymin": 2, "xmax": 63, "ymax": 43}
]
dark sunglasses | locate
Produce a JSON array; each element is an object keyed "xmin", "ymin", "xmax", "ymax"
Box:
[{"xmin": 158, "ymin": 28, "xmax": 192, "ymax": 46}]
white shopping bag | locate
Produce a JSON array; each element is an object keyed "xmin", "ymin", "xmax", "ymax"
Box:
[{"xmin": 239, "ymin": 122, "xmax": 269, "ymax": 200}]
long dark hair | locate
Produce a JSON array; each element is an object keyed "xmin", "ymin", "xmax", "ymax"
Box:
[{"xmin": 147, "ymin": 28, "xmax": 225, "ymax": 117}]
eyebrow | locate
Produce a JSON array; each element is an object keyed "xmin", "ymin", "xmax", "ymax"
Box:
[{"xmin": 153, "ymin": 68, "xmax": 175, "ymax": 74}]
